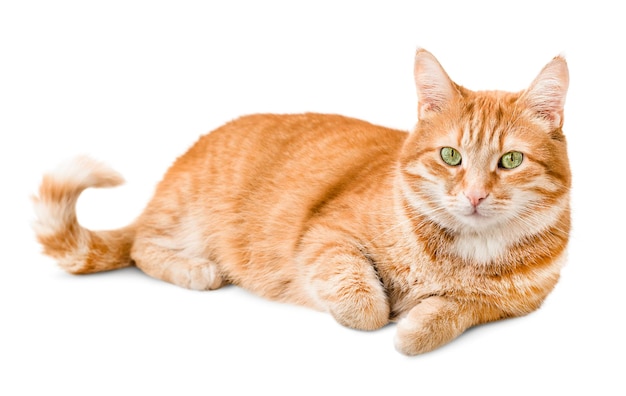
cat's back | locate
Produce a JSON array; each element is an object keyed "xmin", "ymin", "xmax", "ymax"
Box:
[
  {"xmin": 194, "ymin": 113, "xmax": 407, "ymax": 213},
  {"xmin": 183, "ymin": 113, "xmax": 407, "ymax": 191}
]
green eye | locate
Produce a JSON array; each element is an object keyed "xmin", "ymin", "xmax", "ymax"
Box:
[
  {"xmin": 440, "ymin": 147, "xmax": 462, "ymax": 166},
  {"xmin": 499, "ymin": 151, "xmax": 524, "ymax": 169}
]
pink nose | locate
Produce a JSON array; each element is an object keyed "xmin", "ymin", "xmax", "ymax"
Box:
[{"xmin": 464, "ymin": 189, "xmax": 489, "ymax": 207}]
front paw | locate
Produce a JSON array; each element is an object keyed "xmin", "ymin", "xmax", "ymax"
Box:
[{"xmin": 394, "ymin": 296, "xmax": 466, "ymax": 355}]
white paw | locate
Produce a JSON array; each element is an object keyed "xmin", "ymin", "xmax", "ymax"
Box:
[{"xmin": 166, "ymin": 260, "xmax": 224, "ymax": 291}]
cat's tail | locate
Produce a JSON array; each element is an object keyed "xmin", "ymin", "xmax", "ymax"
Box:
[{"xmin": 32, "ymin": 156, "xmax": 135, "ymax": 274}]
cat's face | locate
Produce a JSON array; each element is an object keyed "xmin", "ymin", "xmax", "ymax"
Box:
[
  {"xmin": 399, "ymin": 50, "xmax": 570, "ymax": 242},
  {"xmin": 400, "ymin": 92, "xmax": 570, "ymax": 236}
]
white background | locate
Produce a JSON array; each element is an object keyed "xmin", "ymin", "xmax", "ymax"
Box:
[{"xmin": 1, "ymin": 1, "xmax": 624, "ymax": 394}]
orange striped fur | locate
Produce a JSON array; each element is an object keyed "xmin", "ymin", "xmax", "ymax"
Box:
[{"xmin": 33, "ymin": 49, "xmax": 570, "ymax": 354}]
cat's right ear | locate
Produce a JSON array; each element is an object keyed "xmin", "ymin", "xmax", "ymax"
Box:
[
  {"xmin": 519, "ymin": 55, "xmax": 569, "ymax": 130},
  {"xmin": 414, "ymin": 49, "xmax": 459, "ymax": 119}
]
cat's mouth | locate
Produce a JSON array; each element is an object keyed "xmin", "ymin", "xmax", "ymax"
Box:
[
  {"xmin": 454, "ymin": 206, "xmax": 497, "ymax": 228},
  {"xmin": 462, "ymin": 206, "xmax": 486, "ymax": 217},
  {"xmin": 465, "ymin": 205, "xmax": 478, "ymax": 215},
  {"xmin": 465, "ymin": 201, "xmax": 496, "ymax": 219}
]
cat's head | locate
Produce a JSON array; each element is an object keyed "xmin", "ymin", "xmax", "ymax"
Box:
[{"xmin": 399, "ymin": 49, "xmax": 570, "ymax": 255}]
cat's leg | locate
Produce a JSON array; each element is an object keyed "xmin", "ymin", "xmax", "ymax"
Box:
[
  {"xmin": 394, "ymin": 297, "xmax": 494, "ymax": 355},
  {"xmin": 131, "ymin": 237, "xmax": 225, "ymax": 291},
  {"xmin": 300, "ymin": 233, "xmax": 390, "ymax": 331}
]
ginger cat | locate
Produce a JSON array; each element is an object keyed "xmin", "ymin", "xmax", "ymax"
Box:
[{"xmin": 33, "ymin": 49, "xmax": 570, "ymax": 355}]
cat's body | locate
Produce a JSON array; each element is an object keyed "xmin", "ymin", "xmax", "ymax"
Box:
[{"xmin": 33, "ymin": 50, "xmax": 570, "ymax": 355}]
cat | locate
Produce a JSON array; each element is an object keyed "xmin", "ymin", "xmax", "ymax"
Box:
[{"xmin": 32, "ymin": 49, "xmax": 570, "ymax": 355}]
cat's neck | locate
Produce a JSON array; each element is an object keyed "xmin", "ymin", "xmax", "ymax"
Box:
[{"xmin": 449, "ymin": 229, "xmax": 514, "ymax": 264}]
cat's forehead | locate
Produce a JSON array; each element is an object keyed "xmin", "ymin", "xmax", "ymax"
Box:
[
  {"xmin": 434, "ymin": 121, "xmax": 509, "ymax": 151},
  {"xmin": 436, "ymin": 92, "xmax": 537, "ymax": 152}
]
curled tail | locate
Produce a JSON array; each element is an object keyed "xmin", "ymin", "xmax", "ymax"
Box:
[{"xmin": 32, "ymin": 156, "xmax": 135, "ymax": 274}]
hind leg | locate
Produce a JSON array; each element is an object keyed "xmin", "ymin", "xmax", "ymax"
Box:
[{"xmin": 131, "ymin": 237, "xmax": 225, "ymax": 291}]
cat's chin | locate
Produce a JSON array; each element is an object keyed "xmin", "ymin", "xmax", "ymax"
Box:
[{"xmin": 453, "ymin": 212, "xmax": 501, "ymax": 232}]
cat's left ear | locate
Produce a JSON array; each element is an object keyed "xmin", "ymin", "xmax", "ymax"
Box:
[
  {"xmin": 520, "ymin": 56, "xmax": 569, "ymax": 130},
  {"xmin": 414, "ymin": 49, "xmax": 459, "ymax": 120}
]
